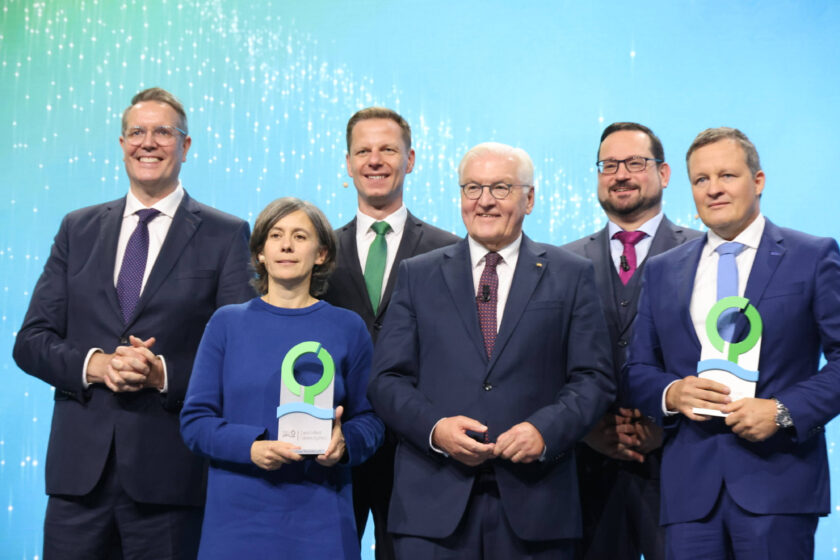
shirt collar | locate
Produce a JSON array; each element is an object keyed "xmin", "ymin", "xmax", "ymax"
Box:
[
  {"xmin": 356, "ymin": 204, "xmax": 408, "ymax": 236},
  {"xmin": 704, "ymin": 213, "xmax": 765, "ymax": 256},
  {"xmin": 124, "ymin": 183, "xmax": 184, "ymax": 218},
  {"xmin": 607, "ymin": 211, "xmax": 664, "ymax": 240},
  {"xmin": 468, "ymin": 233, "xmax": 523, "ymax": 269}
]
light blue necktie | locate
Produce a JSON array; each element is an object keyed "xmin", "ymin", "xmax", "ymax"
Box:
[{"xmin": 715, "ymin": 241, "xmax": 745, "ymax": 342}]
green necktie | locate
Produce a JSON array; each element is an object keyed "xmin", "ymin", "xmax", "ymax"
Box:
[{"xmin": 364, "ymin": 221, "xmax": 391, "ymax": 313}]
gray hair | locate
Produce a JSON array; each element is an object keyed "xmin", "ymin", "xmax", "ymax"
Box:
[{"xmin": 458, "ymin": 142, "xmax": 534, "ymax": 186}]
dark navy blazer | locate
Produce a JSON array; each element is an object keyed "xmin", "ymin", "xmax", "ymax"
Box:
[
  {"xmin": 368, "ymin": 234, "xmax": 616, "ymax": 541},
  {"xmin": 14, "ymin": 191, "xmax": 254, "ymax": 506}
]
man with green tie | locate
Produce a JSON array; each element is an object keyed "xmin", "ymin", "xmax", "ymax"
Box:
[{"xmin": 323, "ymin": 107, "xmax": 458, "ymax": 560}]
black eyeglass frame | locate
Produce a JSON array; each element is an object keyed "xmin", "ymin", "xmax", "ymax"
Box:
[{"xmin": 596, "ymin": 156, "xmax": 663, "ymax": 174}]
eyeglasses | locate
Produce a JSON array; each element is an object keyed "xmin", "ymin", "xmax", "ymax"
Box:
[
  {"xmin": 460, "ymin": 182, "xmax": 531, "ymax": 200},
  {"xmin": 596, "ymin": 156, "xmax": 663, "ymax": 174},
  {"xmin": 123, "ymin": 125, "xmax": 187, "ymax": 147}
]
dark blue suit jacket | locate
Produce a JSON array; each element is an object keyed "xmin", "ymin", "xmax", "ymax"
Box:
[
  {"xmin": 13, "ymin": 191, "xmax": 254, "ymax": 506},
  {"xmin": 626, "ymin": 219, "xmax": 840, "ymax": 524},
  {"xmin": 367, "ymin": 235, "xmax": 615, "ymax": 541}
]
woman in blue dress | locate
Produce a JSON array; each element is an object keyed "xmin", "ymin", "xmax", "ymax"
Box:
[{"xmin": 181, "ymin": 197, "xmax": 384, "ymax": 559}]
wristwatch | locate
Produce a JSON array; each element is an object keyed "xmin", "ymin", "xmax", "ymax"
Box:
[{"xmin": 773, "ymin": 398, "xmax": 794, "ymax": 429}]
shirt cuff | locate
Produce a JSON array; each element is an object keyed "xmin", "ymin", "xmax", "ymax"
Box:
[
  {"xmin": 429, "ymin": 418, "xmax": 449, "ymax": 457},
  {"xmin": 82, "ymin": 348, "xmax": 103, "ymax": 389},
  {"xmin": 662, "ymin": 380, "xmax": 680, "ymax": 416}
]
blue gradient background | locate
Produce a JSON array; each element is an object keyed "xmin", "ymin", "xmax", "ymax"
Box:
[{"xmin": 1, "ymin": 1, "xmax": 838, "ymax": 558}]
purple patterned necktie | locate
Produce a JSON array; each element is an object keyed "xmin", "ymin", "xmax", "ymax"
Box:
[
  {"xmin": 116, "ymin": 208, "xmax": 160, "ymax": 322},
  {"xmin": 613, "ymin": 230, "xmax": 646, "ymax": 285},
  {"xmin": 477, "ymin": 252, "xmax": 502, "ymax": 358}
]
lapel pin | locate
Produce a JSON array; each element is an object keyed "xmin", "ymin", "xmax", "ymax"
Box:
[{"xmin": 535, "ymin": 262, "xmax": 543, "ymax": 268}]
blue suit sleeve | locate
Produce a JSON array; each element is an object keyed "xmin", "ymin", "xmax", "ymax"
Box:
[
  {"xmin": 13, "ymin": 214, "xmax": 88, "ymax": 400},
  {"xmin": 367, "ymin": 260, "xmax": 444, "ymax": 452},
  {"xmin": 624, "ymin": 263, "xmax": 682, "ymax": 425},
  {"xmin": 773, "ymin": 238, "xmax": 840, "ymax": 440}
]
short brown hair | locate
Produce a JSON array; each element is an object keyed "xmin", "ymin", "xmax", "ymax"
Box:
[
  {"xmin": 249, "ymin": 197, "xmax": 337, "ymax": 297},
  {"xmin": 121, "ymin": 87, "xmax": 188, "ymax": 134},
  {"xmin": 686, "ymin": 127, "xmax": 761, "ymax": 177},
  {"xmin": 346, "ymin": 107, "xmax": 411, "ymax": 152}
]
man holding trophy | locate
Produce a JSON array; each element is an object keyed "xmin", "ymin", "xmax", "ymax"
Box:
[{"xmin": 625, "ymin": 127, "xmax": 840, "ymax": 559}]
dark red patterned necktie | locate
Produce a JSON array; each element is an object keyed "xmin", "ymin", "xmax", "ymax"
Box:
[{"xmin": 477, "ymin": 252, "xmax": 502, "ymax": 357}]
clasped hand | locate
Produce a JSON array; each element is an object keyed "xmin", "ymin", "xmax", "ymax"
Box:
[
  {"xmin": 86, "ymin": 335, "xmax": 164, "ymax": 392},
  {"xmin": 432, "ymin": 416, "xmax": 545, "ymax": 466},
  {"xmin": 584, "ymin": 408, "xmax": 663, "ymax": 463}
]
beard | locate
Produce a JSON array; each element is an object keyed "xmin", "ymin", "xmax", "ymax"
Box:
[{"xmin": 598, "ymin": 182, "xmax": 663, "ymax": 219}]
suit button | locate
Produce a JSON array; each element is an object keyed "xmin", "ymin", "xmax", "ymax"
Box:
[
  {"xmin": 483, "ymin": 383, "xmax": 493, "ymax": 391},
  {"xmin": 620, "ymin": 300, "xmax": 629, "ymax": 307},
  {"xmin": 119, "ymin": 337, "xmax": 129, "ymax": 345},
  {"xmin": 618, "ymin": 339, "xmax": 628, "ymax": 348},
  {"xmin": 373, "ymin": 322, "xmax": 382, "ymax": 331}
]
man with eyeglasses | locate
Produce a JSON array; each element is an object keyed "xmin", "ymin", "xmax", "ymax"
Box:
[
  {"xmin": 14, "ymin": 87, "xmax": 254, "ymax": 559},
  {"xmin": 323, "ymin": 107, "xmax": 458, "ymax": 559},
  {"xmin": 564, "ymin": 122, "xmax": 701, "ymax": 560},
  {"xmin": 368, "ymin": 142, "xmax": 614, "ymax": 558}
]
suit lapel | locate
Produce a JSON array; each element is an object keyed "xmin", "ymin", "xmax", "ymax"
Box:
[
  {"xmin": 441, "ymin": 240, "xmax": 486, "ymax": 361},
  {"xmin": 585, "ymin": 228, "xmax": 621, "ymax": 333},
  {"xmin": 128, "ymin": 192, "xmax": 200, "ymax": 327},
  {"xmin": 100, "ymin": 198, "xmax": 127, "ymax": 325},
  {"xmin": 744, "ymin": 219, "xmax": 785, "ymax": 307},
  {"xmin": 337, "ymin": 219, "xmax": 373, "ymax": 314},
  {"xmin": 489, "ymin": 236, "xmax": 547, "ymax": 371},
  {"xmin": 678, "ymin": 236, "xmax": 706, "ymax": 351},
  {"xmin": 380, "ymin": 212, "xmax": 424, "ymax": 318}
]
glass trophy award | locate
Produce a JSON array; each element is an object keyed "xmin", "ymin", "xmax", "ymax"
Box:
[
  {"xmin": 693, "ymin": 296, "xmax": 762, "ymax": 417},
  {"xmin": 276, "ymin": 341, "xmax": 336, "ymax": 454}
]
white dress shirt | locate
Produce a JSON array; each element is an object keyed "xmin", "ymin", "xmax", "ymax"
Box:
[
  {"xmin": 81, "ymin": 184, "xmax": 185, "ymax": 391},
  {"xmin": 607, "ymin": 212, "xmax": 664, "ymax": 273},
  {"xmin": 468, "ymin": 234, "xmax": 522, "ymax": 332},
  {"xmin": 662, "ymin": 214, "xmax": 766, "ymax": 414},
  {"xmin": 355, "ymin": 204, "xmax": 408, "ymax": 302}
]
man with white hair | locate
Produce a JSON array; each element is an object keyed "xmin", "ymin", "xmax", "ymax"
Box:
[{"xmin": 368, "ymin": 142, "xmax": 615, "ymax": 558}]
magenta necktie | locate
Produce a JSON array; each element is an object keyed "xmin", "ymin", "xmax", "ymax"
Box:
[
  {"xmin": 477, "ymin": 252, "xmax": 502, "ymax": 358},
  {"xmin": 116, "ymin": 208, "xmax": 160, "ymax": 322},
  {"xmin": 613, "ymin": 230, "xmax": 646, "ymax": 285}
]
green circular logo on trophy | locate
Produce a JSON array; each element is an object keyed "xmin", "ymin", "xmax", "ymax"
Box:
[
  {"xmin": 694, "ymin": 296, "xmax": 763, "ymax": 417},
  {"xmin": 705, "ymin": 296, "xmax": 763, "ymax": 364},
  {"xmin": 276, "ymin": 341, "xmax": 336, "ymax": 454}
]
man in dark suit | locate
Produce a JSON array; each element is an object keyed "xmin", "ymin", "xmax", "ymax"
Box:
[
  {"xmin": 322, "ymin": 107, "xmax": 458, "ymax": 559},
  {"xmin": 367, "ymin": 142, "xmax": 615, "ymax": 558},
  {"xmin": 13, "ymin": 87, "xmax": 254, "ymax": 559},
  {"xmin": 564, "ymin": 122, "xmax": 702, "ymax": 560},
  {"xmin": 626, "ymin": 127, "xmax": 840, "ymax": 558}
]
